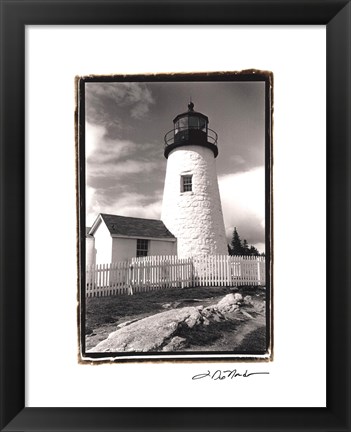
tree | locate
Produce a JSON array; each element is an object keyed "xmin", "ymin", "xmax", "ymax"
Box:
[
  {"xmin": 249, "ymin": 245, "xmax": 260, "ymax": 256},
  {"xmin": 230, "ymin": 227, "xmax": 243, "ymax": 256},
  {"xmin": 242, "ymin": 239, "xmax": 249, "ymax": 256},
  {"xmin": 229, "ymin": 227, "xmax": 262, "ymax": 256}
]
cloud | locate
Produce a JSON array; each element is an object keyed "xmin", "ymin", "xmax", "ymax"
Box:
[
  {"xmin": 85, "ymin": 120, "xmax": 165, "ymax": 226},
  {"xmin": 86, "ymin": 122, "xmax": 136, "ymax": 159},
  {"xmin": 86, "ymin": 188, "xmax": 162, "ymax": 226},
  {"xmin": 218, "ymin": 167, "xmax": 265, "ymax": 251},
  {"xmin": 229, "ymin": 154, "xmax": 246, "ymax": 166},
  {"xmin": 88, "ymin": 157, "xmax": 158, "ymax": 179},
  {"xmin": 86, "ymin": 122, "xmax": 158, "ymax": 183},
  {"xmin": 85, "ymin": 82, "xmax": 154, "ymax": 132},
  {"xmin": 131, "ymin": 102, "xmax": 152, "ymax": 119}
]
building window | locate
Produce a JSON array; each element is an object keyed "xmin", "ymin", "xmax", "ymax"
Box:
[
  {"xmin": 181, "ymin": 175, "xmax": 192, "ymax": 192},
  {"xmin": 136, "ymin": 239, "xmax": 149, "ymax": 257}
]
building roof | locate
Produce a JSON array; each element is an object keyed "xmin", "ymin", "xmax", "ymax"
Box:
[
  {"xmin": 86, "ymin": 227, "xmax": 93, "ymax": 238},
  {"xmin": 94, "ymin": 213, "xmax": 176, "ymax": 239}
]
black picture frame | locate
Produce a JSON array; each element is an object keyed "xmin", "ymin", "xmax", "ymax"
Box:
[{"xmin": 0, "ymin": 1, "xmax": 350, "ymax": 431}]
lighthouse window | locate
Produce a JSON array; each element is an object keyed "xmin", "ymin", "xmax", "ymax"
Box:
[
  {"xmin": 136, "ymin": 239, "xmax": 149, "ymax": 257},
  {"xmin": 181, "ymin": 175, "xmax": 192, "ymax": 192},
  {"xmin": 199, "ymin": 117, "xmax": 207, "ymax": 131},
  {"xmin": 188, "ymin": 116, "xmax": 199, "ymax": 129},
  {"xmin": 176, "ymin": 117, "xmax": 188, "ymax": 132}
]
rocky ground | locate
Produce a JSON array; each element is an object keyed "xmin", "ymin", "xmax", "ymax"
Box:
[{"xmin": 85, "ymin": 286, "xmax": 267, "ymax": 353}]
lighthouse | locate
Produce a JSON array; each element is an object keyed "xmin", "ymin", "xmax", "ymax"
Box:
[{"xmin": 161, "ymin": 102, "xmax": 228, "ymax": 258}]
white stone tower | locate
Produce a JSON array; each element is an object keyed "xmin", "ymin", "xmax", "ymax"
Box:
[{"xmin": 161, "ymin": 102, "xmax": 227, "ymax": 258}]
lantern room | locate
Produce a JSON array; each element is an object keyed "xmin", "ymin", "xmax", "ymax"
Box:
[{"xmin": 164, "ymin": 102, "xmax": 218, "ymax": 158}]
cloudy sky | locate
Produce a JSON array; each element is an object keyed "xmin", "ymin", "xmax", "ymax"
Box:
[{"xmin": 85, "ymin": 79, "xmax": 266, "ymax": 252}]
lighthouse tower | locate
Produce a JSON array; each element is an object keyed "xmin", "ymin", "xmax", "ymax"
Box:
[{"xmin": 161, "ymin": 102, "xmax": 228, "ymax": 258}]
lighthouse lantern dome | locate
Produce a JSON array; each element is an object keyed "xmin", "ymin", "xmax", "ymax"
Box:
[
  {"xmin": 164, "ymin": 102, "xmax": 218, "ymax": 158},
  {"xmin": 174, "ymin": 102, "xmax": 208, "ymax": 134}
]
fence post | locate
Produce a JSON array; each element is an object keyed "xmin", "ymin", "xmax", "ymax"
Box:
[
  {"xmin": 257, "ymin": 258, "xmax": 261, "ymax": 285},
  {"xmin": 128, "ymin": 263, "xmax": 134, "ymax": 295}
]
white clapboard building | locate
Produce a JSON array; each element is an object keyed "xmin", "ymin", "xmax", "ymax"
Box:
[{"xmin": 86, "ymin": 214, "xmax": 177, "ymax": 267}]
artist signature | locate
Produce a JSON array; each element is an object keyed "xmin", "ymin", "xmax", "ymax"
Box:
[{"xmin": 192, "ymin": 369, "xmax": 269, "ymax": 380}]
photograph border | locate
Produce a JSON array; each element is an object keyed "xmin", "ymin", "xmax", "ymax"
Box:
[
  {"xmin": 78, "ymin": 71, "xmax": 273, "ymax": 362},
  {"xmin": 1, "ymin": 0, "xmax": 350, "ymax": 431}
]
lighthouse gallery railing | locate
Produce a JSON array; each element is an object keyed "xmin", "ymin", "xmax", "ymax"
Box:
[{"xmin": 164, "ymin": 126, "xmax": 218, "ymax": 147}]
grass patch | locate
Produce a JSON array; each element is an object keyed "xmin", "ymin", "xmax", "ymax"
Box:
[
  {"xmin": 85, "ymin": 286, "xmax": 229, "ymax": 330},
  {"xmin": 85, "ymin": 285, "xmax": 265, "ymax": 332},
  {"xmin": 235, "ymin": 326, "xmax": 267, "ymax": 352}
]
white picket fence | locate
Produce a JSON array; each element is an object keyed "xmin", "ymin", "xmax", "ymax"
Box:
[
  {"xmin": 191, "ymin": 255, "xmax": 265, "ymax": 287},
  {"xmin": 86, "ymin": 254, "xmax": 265, "ymax": 298}
]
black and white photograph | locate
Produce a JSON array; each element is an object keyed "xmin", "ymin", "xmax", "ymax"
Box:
[{"xmin": 78, "ymin": 72, "xmax": 272, "ymax": 360}]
